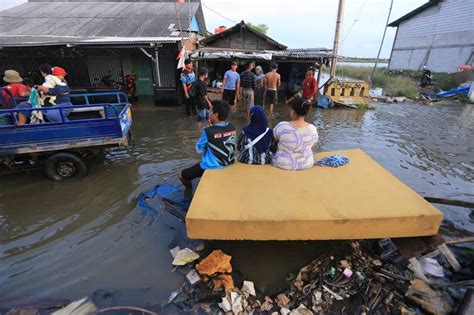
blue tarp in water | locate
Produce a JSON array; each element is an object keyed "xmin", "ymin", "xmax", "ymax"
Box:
[
  {"xmin": 138, "ymin": 184, "xmax": 191, "ymax": 216},
  {"xmin": 426, "ymin": 86, "xmax": 469, "ymax": 98},
  {"xmin": 317, "ymin": 95, "xmax": 331, "ymax": 109}
]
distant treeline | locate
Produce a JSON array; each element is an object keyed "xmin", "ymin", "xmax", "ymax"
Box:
[{"xmin": 341, "ymin": 57, "xmax": 390, "ymax": 63}]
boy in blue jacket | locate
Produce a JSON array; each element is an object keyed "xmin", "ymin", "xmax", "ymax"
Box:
[{"xmin": 180, "ymin": 100, "xmax": 236, "ymax": 187}]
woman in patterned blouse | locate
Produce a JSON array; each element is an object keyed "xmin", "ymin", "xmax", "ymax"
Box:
[{"xmin": 272, "ymin": 98, "xmax": 318, "ymax": 170}]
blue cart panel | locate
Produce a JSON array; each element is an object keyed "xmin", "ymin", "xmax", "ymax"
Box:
[{"xmin": 0, "ymin": 91, "xmax": 132, "ymax": 156}]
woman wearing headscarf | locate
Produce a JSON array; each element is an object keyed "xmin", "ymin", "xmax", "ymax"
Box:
[
  {"xmin": 237, "ymin": 105, "xmax": 273, "ymax": 165},
  {"xmin": 254, "ymin": 65, "xmax": 265, "ymax": 106}
]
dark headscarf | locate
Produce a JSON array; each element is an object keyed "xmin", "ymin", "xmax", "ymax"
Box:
[{"xmin": 242, "ymin": 106, "xmax": 273, "ymax": 154}]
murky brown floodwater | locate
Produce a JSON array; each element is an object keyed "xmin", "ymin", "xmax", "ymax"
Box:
[{"xmin": 1, "ymin": 98, "xmax": 473, "ymax": 306}]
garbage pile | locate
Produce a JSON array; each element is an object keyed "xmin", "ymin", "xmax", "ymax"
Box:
[{"xmin": 165, "ymin": 240, "xmax": 473, "ymax": 314}]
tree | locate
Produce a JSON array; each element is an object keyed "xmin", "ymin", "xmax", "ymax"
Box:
[{"xmin": 246, "ymin": 23, "xmax": 268, "ymax": 35}]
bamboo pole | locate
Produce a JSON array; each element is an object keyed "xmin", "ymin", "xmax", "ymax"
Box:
[
  {"xmin": 330, "ymin": 0, "xmax": 345, "ymax": 79},
  {"xmin": 370, "ymin": 0, "xmax": 394, "ymax": 84}
]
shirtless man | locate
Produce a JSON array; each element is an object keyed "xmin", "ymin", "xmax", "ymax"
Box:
[{"xmin": 264, "ymin": 63, "xmax": 281, "ymax": 117}]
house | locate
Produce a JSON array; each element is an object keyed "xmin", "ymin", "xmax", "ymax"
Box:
[
  {"xmin": 0, "ymin": 0, "xmax": 207, "ymax": 104},
  {"xmin": 191, "ymin": 21, "xmax": 332, "ymax": 97},
  {"xmin": 388, "ymin": 0, "xmax": 474, "ymax": 73}
]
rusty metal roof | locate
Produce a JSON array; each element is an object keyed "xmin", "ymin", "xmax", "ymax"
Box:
[{"xmin": 0, "ymin": 1, "xmax": 206, "ymax": 47}]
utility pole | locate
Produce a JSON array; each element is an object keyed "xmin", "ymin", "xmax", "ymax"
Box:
[
  {"xmin": 330, "ymin": 0, "xmax": 345, "ymax": 79},
  {"xmin": 370, "ymin": 0, "xmax": 394, "ymax": 84}
]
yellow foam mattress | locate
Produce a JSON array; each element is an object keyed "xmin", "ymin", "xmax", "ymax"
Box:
[{"xmin": 186, "ymin": 149, "xmax": 443, "ymax": 240}]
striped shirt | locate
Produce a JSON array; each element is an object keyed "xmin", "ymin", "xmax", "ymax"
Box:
[
  {"xmin": 237, "ymin": 131, "xmax": 272, "ymax": 165},
  {"xmin": 240, "ymin": 71, "xmax": 256, "ymax": 90}
]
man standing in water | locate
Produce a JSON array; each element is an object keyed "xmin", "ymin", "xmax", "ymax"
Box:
[
  {"xmin": 180, "ymin": 59, "xmax": 197, "ymax": 116},
  {"xmin": 264, "ymin": 63, "xmax": 281, "ymax": 117},
  {"xmin": 221, "ymin": 62, "xmax": 240, "ymax": 108},
  {"xmin": 239, "ymin": 61, "xmax": 256, "ymax": 121}
]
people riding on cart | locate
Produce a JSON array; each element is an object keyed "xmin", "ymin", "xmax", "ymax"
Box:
[{"xmin": 14, "ymin": 65, "xmax": 73, "ymax": 124}]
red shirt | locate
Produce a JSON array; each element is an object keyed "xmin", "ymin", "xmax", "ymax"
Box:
[
  {"xmin": 302, "ymin": 76, "xmax": 317, "ymax": 99},
  {"xmin": 1, "ymin": 83, "xmax": 29, "ymax": 108}
]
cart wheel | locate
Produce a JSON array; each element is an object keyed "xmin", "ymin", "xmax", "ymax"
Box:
[{"xmin": 44, "ymin": 152, "xmax": 87, "ymax": 180}]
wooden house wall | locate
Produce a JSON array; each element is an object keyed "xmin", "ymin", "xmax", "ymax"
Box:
[{"xmin": 209, "ymin": 30, "xmax": 280, "ymax": 50}]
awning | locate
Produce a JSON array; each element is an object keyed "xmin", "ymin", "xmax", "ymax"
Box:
[{"xmin": 191, "ymin": 50, "xmax": 273, "ymax": 61}]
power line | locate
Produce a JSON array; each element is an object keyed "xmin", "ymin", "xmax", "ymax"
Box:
[
  {"xmin": 342, "ymin": 0, "xmax": 368, "ymax": 42},
  {"xmin": 201, "ymin": 2, "xmax": 238, "ymax": 24}
]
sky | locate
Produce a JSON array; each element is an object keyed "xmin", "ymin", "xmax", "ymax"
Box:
[{"xmin": 0, "ymin": 0, "xmax": 427, "ymax": 58}]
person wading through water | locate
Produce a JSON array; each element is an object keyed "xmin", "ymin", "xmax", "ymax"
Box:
[
  {"xmin": 264, "ymin": 63, "xmax": 281, "ymax": 118},
  {"xmin": 239, "ymin": 61, "xmax": 256, "ymax": 122},
  {"xmin": 180, "ymin": 59, "xmax": 197, "ymax": 117},
  {"xmin": 221, "ymin": 62, "xmax": 240, "ymax": 109}
]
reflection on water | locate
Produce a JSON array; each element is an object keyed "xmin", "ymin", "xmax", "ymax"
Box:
[{"xmin": 0, "ymin": 98, "xmax": 473, "ymax": 304}]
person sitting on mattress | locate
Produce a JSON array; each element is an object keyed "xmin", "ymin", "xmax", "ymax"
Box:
[
  {"xmin": 272, "ymin": 97, "xmax": 318, "ymax": 171},
  {"xmin": 179, "ymin": 100, "xmax": 237, "ymax": 187},
  {"xmin": 237, "ymin": 105, "xmax": 273, "ymax": 165}
]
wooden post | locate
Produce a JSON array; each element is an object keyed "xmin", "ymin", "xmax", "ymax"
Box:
[
  {"xmin": 330, "ymin": 0, "xmax": 345, "ymax": 79},
  {"xmin": 370, "ymin": 0, "xmax": 394, "ymax": 84},
  {"xmin": 316, "ymin": 62, "xmax": 323, "ymax": 96}
]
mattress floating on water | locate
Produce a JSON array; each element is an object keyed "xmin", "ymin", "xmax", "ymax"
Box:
[{"xmin": 185, "ymin": 149, "xmax": 443, "ymax": 240}]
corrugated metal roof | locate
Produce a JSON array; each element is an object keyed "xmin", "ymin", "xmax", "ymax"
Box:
[
  {"xmin": 272, "ymin": 48, "xmax": 333, "ymax": 59},
  {"xmin": 388, "ymin": 0, "xmax": 442, "ymax": 27},
  {"xmin": 0, "ymin": 35, "xmax": 185, "ymax": 47},
  {"xmin": 191, "ymin": 48, "xmax": 332, "ymax": 61},
  {"xmin": 0, "ymin": 1, "xmax": 206, "ymax": 46}
]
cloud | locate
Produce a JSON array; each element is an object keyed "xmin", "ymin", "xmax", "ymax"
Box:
[{"xmin": 0, "ymin": 0, "xmax": 26, "ymax": 11}]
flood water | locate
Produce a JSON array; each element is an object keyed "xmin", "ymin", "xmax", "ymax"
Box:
[{"xmin": 1, "ymin": 99, "xmax": 473, "ymax": 306}]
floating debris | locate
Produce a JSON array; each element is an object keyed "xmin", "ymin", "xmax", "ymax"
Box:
[
  {"xmin": 196, "ymin": 250, "xmax": 232, "ymax": 276},
  {"xmin": 172, "ymin": 248, "xmax": 200, "ymax": 266}
]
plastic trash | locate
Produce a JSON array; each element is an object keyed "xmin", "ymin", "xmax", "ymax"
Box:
[
  {"xmin": 315, "ymin": 155, "xmax": 349, "ymax": 167},
  {"xmin": 340, "ymin": 260, "xmax": 351, "ymax": 269},
  {"xmin": 276, "ymin": 293, "xmax": 290, "ymax": 308},
  {"xmin": 372, "ymin": 259, "xmax": 383, "ymax": 266},
  {"xmin": 218, "ymin": 291, "xmax": 246, "ymax": 314},
  {"xmin": 172, "ymin": 248, "xmax": 199, "ymax": 266},
  {"xmin": 420, "ymin": 257, "xmax": 444, "ymax": 278},
  {"xmin": 343, "ymin": 268, "xmax": 353, "ymax": 278},
  {"xmin": 169, "ymin": 291, "xmax": 180, "ymax": 302},
  {"xmin": 314, "ymin": 291, "xmax": 322, "ymax": 304},
  {"xmin": 322, "ymin": 285, "xmax": 343, "ymax": 300},
  {"xmin": 426, "ymin": 86, "xmax": 469, "ymax": 98},
  {"xmin": 196, "ymin": 250, "xmax": 232, "ymax": 276},
  {"xmin": 169, "ymin": 247, "xmax": 180, "ymax": 258},
  {"xmin": 406, "ymin": 279, "xmax": 453, "ymax": 314},
  {"xmin": 289, "ymin": 304, "xmax": 313, "ymax": 315},
  {"xmin": 211, "ymin": 274, "xmax": 234, "ymax": 292},
  {"xmin": 242, "ymin": 280, "xmax": 256, "ymax": 297},
  {"xmin": 316, "ymin": 95, "xmax": 331, "ymax": 109},
  {"xmin": 52, "ymin": 297, "xmax": 97, "ymax": 315},
  {"xmin": 185, "ymin": 269, "xmax": 201, "ymax": 285}
]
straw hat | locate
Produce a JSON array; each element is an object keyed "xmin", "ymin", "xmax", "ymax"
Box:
[{"xmin": 3, "ymin": 70, "xmax": 23, "ymax": 83}]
